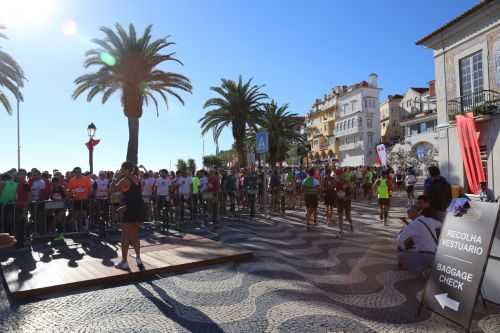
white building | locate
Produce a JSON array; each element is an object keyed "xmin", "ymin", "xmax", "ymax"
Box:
[
  {"xmin": 417, "ymin": 0, "xmax": 500, "ymax": 196},
  {"xmin": 400, "ymin": 83, "xmax": 438, "ymax": 156},
  {"xmin": 335, "ymin": 74, "xmax": 381, "ymax": 166}
]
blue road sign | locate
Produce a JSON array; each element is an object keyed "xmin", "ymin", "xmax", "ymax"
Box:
[{"xmin": 256, "ymin": 131, "xmax": 269, "ymax": 154}]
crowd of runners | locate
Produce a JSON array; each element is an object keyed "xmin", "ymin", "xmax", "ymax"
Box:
[
  {"xmin": 0, "ymin": 163, "xmax": 423, "ymax": 245},
  {"xmin": 5, "ymin": 162, "xmax": 495, "ymax": 274}
]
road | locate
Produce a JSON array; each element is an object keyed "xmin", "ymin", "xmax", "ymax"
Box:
[{"xmin": 1, "ymin": 190, "xmax": 499, "ymax": 332}]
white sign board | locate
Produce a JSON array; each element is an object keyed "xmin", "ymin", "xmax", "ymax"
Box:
[{"xmin": 376, "ymin": 144, "xmax": 387, "ymax": 166}]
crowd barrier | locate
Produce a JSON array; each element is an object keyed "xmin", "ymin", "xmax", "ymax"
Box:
[{"xmin": 0, "ymin": 188, "xmax": 301, "ymax": 243}]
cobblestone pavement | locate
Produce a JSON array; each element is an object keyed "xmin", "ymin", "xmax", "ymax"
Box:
[{"xmin": 1, "ymin": 191, "xmax": 500, "ymax": 332}]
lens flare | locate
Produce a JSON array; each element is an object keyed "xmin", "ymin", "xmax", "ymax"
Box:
[
  {"xmin": 61, "ymin": 19, "xmax": 77, "ymax": 36},
  {"xmin": 100, "ymin": 52, "xmax": 117, "ymax": 66}
]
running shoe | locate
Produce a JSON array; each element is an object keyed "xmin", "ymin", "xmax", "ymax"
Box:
[{"xmin": 115, "ymin": 261, "xmax": 129, "ymax": 270}]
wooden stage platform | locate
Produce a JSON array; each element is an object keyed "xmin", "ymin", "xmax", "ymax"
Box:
[{"xmin": 0, "ymin": 233, "xmax": 253, "ymax": 300}]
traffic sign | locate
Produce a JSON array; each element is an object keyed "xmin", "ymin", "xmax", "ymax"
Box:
[
  {"xmin": 422, "ymin": 201, "xmax": 500, "ymax": 330},
  {"xmin": 256, "ymin": 131, "xmax": 269, "ymax": 154}
]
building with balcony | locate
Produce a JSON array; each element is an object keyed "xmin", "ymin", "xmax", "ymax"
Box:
[
  {"xmin": 335, "ymin": 73, "xmax": 381, "ymax": 166},
  {"xmin": 380, "ymin": 94, "xmax": 403, "ymax": 145},
  {"xmin": 305, "ymin": 90, "xmax": 338, "ymax": 164},
  {"xmin": 401, "ymin": 82, "xmax": 438, "ymax": 152},
  {"xmin": 417, "ymin": 0, "xmax": 500, "ymax": 196}
]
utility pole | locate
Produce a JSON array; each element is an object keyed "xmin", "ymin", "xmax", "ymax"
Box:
[{"xmin": 16, "ymin": 96, "xmax": 20, "ymax": 170}]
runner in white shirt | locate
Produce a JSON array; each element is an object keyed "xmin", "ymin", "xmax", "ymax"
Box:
[
  {"xmin": 397, "ymin": 205, "xmax": 442, "ymax": 274},
  {"xmin": 155, "ymin": 169, "xmax": 172, "ymax": 225},
  {"xmin": 94, "ymin": 171, "xmax": 111, "ymax": 229},
  {"xmin": 95, "ymin": 171, "xmax": 110, "ymax": 200},
  {"xmin": 405, "ymin": 170, "xmax": 417, "ymax": 205},
  {"xmin": 175, "ymin": 171, "xmax": 192, "ymax": 222},
  {"xmin": 141, "ymin": 171, "xmax": 156, "ymax": 221}
]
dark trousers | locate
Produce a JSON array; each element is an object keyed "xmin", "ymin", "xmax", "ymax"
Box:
[
  {"xmin": 15, "ymin": 208, "xmax": 26, "ymax": 248},
  {"xmin": 248, "ymin": 193, "xmax": 256, "ymax": 217},
  {"xmin": 191, "ymin": 194, "xmax": 199, "ymax": 219},
  {"xmin": 0, "ymin": 204, "xmax": 15, "ymax": 234}
]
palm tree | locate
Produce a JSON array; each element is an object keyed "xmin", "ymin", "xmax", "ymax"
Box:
[
  {"xmin": 73, "ymin": 24, "xmax": 192, "ymax": 165},
  {"xmin": 200, "ymin": 76, "xmax": 267, "ymax": 168},
  {"xmin": 0, "ymin": 25, "xmax": 25, "ymax": 114},
  {"xmin": 254, "ymin": 101, "xmax": 303, "ymax": 167}
]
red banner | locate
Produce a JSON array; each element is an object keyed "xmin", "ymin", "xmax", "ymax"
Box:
[
  {"xmin": 85, "ymin": 138, "xmax": 100, "ymax": 151},
  {"xmin": 456, "ymin": 113, "xmax": 485, "ymax": 194}
]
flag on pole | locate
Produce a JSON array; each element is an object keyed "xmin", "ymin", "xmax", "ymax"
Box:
[
  {"xmin": 85, "ymin": 139, "xmax": 100, "ymax": 151},
  {"xmin": 376, "ymin": 144, "xmax": 387, "ymax": 167}
]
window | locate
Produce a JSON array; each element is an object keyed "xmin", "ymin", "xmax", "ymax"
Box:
[
  {"xmin": 459, "ymin": 51, "xmax": 483, "ymax": 106},
  {"xmin": 425, "ymin": 120, "xmax": 436, "ymax": 131},
  {"xmin": 351, "ymin": 101, "xmax": 356, "ymax": 112},
  {"xmin": 367, "ymin": 133, "xmax": 373, "ymax": 146},
  {"xmin": 367, "ymin": 118, "xmax": 373, "ymax": 128},
  {"xmin": 343, "ymin": 104, "xmax": 348, "ymax": 115},
  {"xmin": 358, "ymin": 117, "xmax": 363, "ymax": 128},
  {"xmin": 420, "ymin": 122, "xmax": 426, "ymax": 133},
  {"xmin": 410, "ymin": 124, "xmax": 420, "ymax": 135}
]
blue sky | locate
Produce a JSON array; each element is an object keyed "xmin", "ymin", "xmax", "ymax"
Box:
[{"xmin": 0, "ymin": 0, "xmax": 477, "ymax": 173}]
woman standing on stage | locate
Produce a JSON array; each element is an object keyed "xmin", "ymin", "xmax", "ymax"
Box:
[{"xmin": 111, "ymin": 161, "xmax": 146, "ymax": 270}]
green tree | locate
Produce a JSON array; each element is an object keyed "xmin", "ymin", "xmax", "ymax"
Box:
[
  {"xmin": 199, "ymin": 76, "xmax": 267, "ymax": 168},
  {"xmin": 0, "ymin": 25, "xmax": 25, "ymax": 114},
  {"xmin": 187, "ymin": 158, "xmax": 196, "ymax": 172},
  {"xmin": 250, "ymin": 101, "xmax": 302, "ymax": 167},
  {"xmin": 203, "ymin": 155, "xmax": 223, "ymax": 169},
  {"xmin": 217, "ymin": 149, "xmax": 235, "ymax": 167},
  {"xmin": 176, "ymin": 159, "xmax": 187, "ymax": 171},
  {"xmin": 73, "ymin": 23, "xmax": 192, "ymax": 165}
]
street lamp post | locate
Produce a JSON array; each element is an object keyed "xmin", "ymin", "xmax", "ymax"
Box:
[{"xmin": 87, "ymin": 122, "xmax": 96, "ymax": 174}]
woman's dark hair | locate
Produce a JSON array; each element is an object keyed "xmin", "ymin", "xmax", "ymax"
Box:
[
  {"xmin": 308, "ymin": 168, "xmax": 315, "ymax": 177},
  {"xmin": 121, "ymin": 161, "xmax": 139, "ymax": 176}
]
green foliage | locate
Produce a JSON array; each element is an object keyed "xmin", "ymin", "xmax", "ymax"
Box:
[
  {"xmin": 199, "ymin": 76, "xmax": 268, "ymax": 167},
  {"xmin": 0, "ymin": 25, "xmax": 25, "ymax": 114},
  {"xmin": 203, "ymin": 155, "xmax": 223, "ymax": 169},
  {"xmin": 176, "ymin": 159, "xmax": 187, "ymax": 171},
  {"xmin": 217, "ymin": 149, "xmax": 235, "ymax": 166},
  {"xmin": 249, "ymin": 101, "xmax": 303, "ymax": 166},
  {"xmin": 187, "ymin": 158, "xmax": 196, "ymax": 172},
  {"xmin": 73, "ymin": 23, "xmax": 192, "ymax": 116}
]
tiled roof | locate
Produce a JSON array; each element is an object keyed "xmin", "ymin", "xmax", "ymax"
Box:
[{"xmin": 410, "ymin": 87, "xmax": 429, "ymax": 94}]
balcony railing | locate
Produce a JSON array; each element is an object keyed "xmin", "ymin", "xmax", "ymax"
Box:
[
  {"xmin": 338, "ymin": 141, "xmax": 363, "ymax": 152},
  {"xmin": 448, "ymin": 90, "xmax": 500, "ymax": 121}
]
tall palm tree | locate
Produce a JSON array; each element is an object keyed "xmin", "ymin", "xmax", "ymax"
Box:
[
  {"xmin": 254, "ymin": 101, "xmax": 302, "ymax": 167},
  {"xmin": 200, "ymin": 76, "xmax": 267, "ymax": 167},
  {"xmin": 0, "ymin": 25, "xmax": 25, "ymax": 114},
  {"xmin": 73, "ymin": 23, "xmax": 192, "ymax": 165}
]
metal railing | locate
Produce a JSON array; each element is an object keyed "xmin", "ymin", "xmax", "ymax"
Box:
[
  {"xmin": 448, "ymin": 90, "xmax": 500, "ymax": 121},
  {"xmin": 0, "ymin": 187, "xmax": 297, "ymax": 246}
]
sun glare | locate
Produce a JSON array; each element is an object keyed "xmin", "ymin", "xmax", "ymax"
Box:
[{"xmin": 0, "ymin": 0, "xmax": 59, "ymax": 27}]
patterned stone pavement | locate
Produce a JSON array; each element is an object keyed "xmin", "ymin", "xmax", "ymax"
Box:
[{"xmin": 1, "ymin": 192, "xmax": 500, "ymax": 332}]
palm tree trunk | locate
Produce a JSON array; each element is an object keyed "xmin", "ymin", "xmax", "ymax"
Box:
[
  {"xmin": 235, "ymin": 138, "xmax": 247, "ymax": 168},
  {"xmin": 126, "ymin": 116, "xmax": 139, "ymax": 165}
]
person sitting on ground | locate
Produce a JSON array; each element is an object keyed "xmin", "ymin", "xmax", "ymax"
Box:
[{"xmin": 397, "ymin": 205, "xmax": 442, "ymax": 276}]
